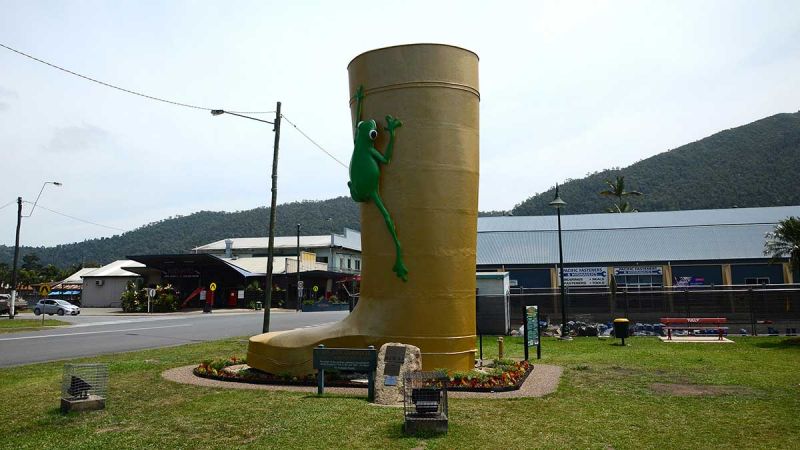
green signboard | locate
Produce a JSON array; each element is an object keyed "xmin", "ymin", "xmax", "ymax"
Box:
[
  {"xmin": 524, "ymin": 305, "xmax": 541, "ymax": 360},
  {"xmin": 526, "ymin": 306, "xmax": 539, "ymax": 346}
]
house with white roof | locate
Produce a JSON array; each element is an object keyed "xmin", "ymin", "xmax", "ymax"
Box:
[{"xmin": 80, "ymin": 260, "xmax": 145, "ymax": 307}]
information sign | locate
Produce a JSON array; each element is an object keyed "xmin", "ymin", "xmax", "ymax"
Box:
[
  {"xmin": 313, "ymin": 346, "xmax": 377, "ymax": 401},
  {"xmin": 526, "ymin": 306, "xmax": 539, "ymax": 347},
  {"xmin": 613, "ymin": 266, "xmax": 663, "ymax": 276},
  {"xmin": 558, "ymin": 267, "xmax": 608, "ymax": 286},
  {"xmin": 523, "ymin": 305, "xmax": 541, "ymax": 360}
]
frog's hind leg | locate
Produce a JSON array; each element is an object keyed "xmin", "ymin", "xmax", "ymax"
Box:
[{"xmin": 370, "ymin": 191, "xmax": 408, "ymax": 281}]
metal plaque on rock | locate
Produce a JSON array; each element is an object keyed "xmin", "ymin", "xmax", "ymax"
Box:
[{"xmin": 384, "ymin": 345, "xmax": 407, "ymax": 377}]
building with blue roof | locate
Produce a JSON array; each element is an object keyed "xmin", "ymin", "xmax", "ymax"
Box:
[{"xmin": 477, "ymin": 206, "xmax": 800, "ymax": 289}]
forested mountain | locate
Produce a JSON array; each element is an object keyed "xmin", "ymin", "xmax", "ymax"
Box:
[
  {"xmin": 512, "ymin": 112, "xmax": 800, "ymax": 215},
  {"xmin": 0, "ymin": 197, "xmax": 361, "ymax": 268}
]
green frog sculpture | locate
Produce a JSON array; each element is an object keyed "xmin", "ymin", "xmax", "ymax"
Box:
[{"xmin": 347, "ymin": 85, "xmax": 408, "ymax": 281}]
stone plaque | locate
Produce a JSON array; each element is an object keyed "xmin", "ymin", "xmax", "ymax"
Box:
[{"xmin": 373, "ymin": 342, "xmax": 422, "ymax": 406}]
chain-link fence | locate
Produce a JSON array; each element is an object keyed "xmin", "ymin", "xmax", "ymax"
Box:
[{"xmin": 478, "ymin": 284, "xmax": 800, "ymax": 336}]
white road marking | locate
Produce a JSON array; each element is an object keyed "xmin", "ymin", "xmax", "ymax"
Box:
[
  {"xmin": 68, "ymin": 312, "xmax": 259, "ymax": 328},
  {"xmin": 0, "ymin": 324, "xmax": 192, "ymax": 341}
]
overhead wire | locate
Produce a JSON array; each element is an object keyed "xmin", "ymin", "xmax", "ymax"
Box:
[
  {"xmin": 281, "ymin": 114, "xmax": 348, "ymax": 168},
  {"xmin": 21, "ymin": 201, "xmax": 128, "ymax": 232},
  {"xmin": 0, "ymin": 200, "xmax": 16, "ymax": 211},
  {"xmin": 1, "ymin": 42, "xmax": 348, "ymax": 169},
  {"xmin": 0, "ymin": 42, "xmax": 273, "ymax": 114}
]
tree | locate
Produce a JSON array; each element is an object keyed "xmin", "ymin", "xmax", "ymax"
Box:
[
  {"xmin": 600, "ymin": 175, "xmax": 643, "ymax": 213},
  {"xmin": 21, "ymin": 253, "xmax": 42, "ymax": 272},
  {"xmin": 764, "ymin": 216, "xmax": 800, "ymax": 270}
]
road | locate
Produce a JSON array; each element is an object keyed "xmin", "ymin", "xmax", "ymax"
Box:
[{"xmin": 0, "ymin": 310, "xmax": 349, "ymax": 367}]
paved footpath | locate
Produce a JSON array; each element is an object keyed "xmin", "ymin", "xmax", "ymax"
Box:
[{"xmin": 0, "ymin": 309, "xmax": 348, "ymax": 368}]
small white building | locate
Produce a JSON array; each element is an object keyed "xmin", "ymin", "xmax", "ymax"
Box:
[
  {"xmin": 80, "ymin": 260, "xmax": 144, "ymax": 307},
  {"xmin": 476, "ymin": 272, "xmax": 511, "ymax": 335}
]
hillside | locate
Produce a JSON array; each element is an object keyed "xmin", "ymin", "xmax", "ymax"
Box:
[
  {"xmin": 512, "ymin": 112, "xmax": 800, "ymax": 215},
  {"xmin": 0, "ymin": 197, "xmax": 361, "ymax": 268}
]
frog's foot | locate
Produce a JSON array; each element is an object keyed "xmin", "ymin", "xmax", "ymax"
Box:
[
  {"xmin": 385, "ymin": 115, "xmax": 403, "ymax": 132},
  {"xmin": 393, "ymin": 258, "xmax": 408, "ymax": 282}
]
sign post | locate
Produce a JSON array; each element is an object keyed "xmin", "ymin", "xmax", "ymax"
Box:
[
  {"xmin": 523, "ymin": 305, "xmax": 541, "ymax": 360},
  {"xmin": 204, "ymin": 283, "xmax": 217, "ymax": 314},
  {"xmin": 147, "ymin": 288, "xmax": 156, "ymax": 313}
]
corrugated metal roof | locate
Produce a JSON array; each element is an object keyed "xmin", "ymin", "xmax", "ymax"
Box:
[
  {"xmin": 478, "ymin": 205, "xmax": 800, "ymax": 232},
  {"xmin": 61, "ymin": 267, "xmax": 100, "ymax": 284},
  {"xmin": 219, "ymin": 256, "xmax": 329, "ymax": 276},
  {"xmin": 80, "ymin": 260, "xmax": 144, "ymax": 277},
  {"xmin": 476, "ymin": 206, "xmax": 800, "ymax": 266}
]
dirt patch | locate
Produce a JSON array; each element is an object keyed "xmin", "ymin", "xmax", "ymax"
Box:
[{"xmin": 649, "ymin": 383, "xmax": 754, "ymax": 397}]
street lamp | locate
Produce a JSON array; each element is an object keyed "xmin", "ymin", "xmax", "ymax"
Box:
[
  {"xmin": 9, "ymin": 181, "xmax": 63, "ymax": 319},
  {"xmin": 211, "ymin": 104, "xmax": 281, "ymax": 333},
  {"xmin": 549, "ymin": 184, "xmax": 571, "ymax": 341}
]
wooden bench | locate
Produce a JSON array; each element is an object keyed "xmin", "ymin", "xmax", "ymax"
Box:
[{"xmin": 660, "ymin": 317, "xmax": 728, "ymax": 341}]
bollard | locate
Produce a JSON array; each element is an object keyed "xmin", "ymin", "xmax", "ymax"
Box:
[{"xmin": 497, "ymin": 336, "xmax": 504, "ymax": 360}]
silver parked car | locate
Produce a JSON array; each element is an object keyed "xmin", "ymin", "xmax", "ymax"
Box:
[{"xmin": 33, "ymin": 299, "xmax": 80, "ymax": 316}]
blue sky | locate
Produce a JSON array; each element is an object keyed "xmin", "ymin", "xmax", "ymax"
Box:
[{"xmin": 2, "ymin": 0, "xmax": 799, "ymax": 246}]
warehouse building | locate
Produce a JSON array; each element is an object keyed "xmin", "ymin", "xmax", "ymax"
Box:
[{"xmin": 477, "ymin": 206, "xmax": 800, "ymax": 289}]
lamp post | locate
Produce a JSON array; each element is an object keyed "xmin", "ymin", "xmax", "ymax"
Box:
[
  {"xmin": 9, "ymin": 181, "xmax": 62, "ymax": 319},
  {"xmin": 549, "ymin": 184, "xmax": 571, "ymax": 340},
  {"xmin": 211, "ymin": 103, "xmax": 281, "ymax": 333}
]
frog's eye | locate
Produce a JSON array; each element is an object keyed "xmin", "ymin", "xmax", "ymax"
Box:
[{"xmin": 369, "ymin": 129, "xmax": 378, "ymax": 140}]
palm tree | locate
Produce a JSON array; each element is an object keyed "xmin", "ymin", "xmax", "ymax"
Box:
[
  {"xmin": 600, "ymin": 176, "xmax": 643, "ymax": 213},
  {"xmin": 764, "ymin": 216, "xmax": 800, "ymax": 271}
]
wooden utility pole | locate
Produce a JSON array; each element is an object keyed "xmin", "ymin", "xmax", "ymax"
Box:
[
  {"xmin": 262, "ymin": 102, "xmax": 282, "ymax": 333},
  {"xmin": 9, "ymin": 197, "xmax": 22, "ymax": 319}
]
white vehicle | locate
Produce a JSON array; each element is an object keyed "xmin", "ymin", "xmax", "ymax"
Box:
[
  {"xmin": 33, "ymin": 299, "xmax": 80, "ymax": 316},
  {"xmin": 0, "ymin": 293, "xmax": 27, "ymax": 315}
]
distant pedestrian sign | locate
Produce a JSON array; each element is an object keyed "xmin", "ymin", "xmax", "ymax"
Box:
[
  {"xmin": 39, "ymin": 285, "xmax": 51, "ymax": 296},
  {"xmin": 209, "ymin": 282, "xmax": 217, "ymax": 292},
  {"xmin": 312, "ymin": 285, "xmax": 319, "ymax": 293}
]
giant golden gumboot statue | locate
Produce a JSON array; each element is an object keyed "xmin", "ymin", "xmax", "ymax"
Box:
[{"xmin": 247, "ymin": 44, "xmax": 480, "ymax": 375}]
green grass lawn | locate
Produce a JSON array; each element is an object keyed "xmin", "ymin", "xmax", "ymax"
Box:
[
  {"xmin": 1, "ymin": 336, "xmax": 798, "ymax": 449},
  {"xmin": 0, "ymin": 318, "xmax": 67, "ymax": 333}
]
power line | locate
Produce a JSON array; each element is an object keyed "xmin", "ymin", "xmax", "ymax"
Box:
[
  {"xmin": 0, "ymin": 200, "xmax": 15, "ymax": 211},
  {"xmin": 281, "ymin": 114, "xmax": 348, "ymax": 168},
  {"xmin": 0, "ymin": 42, "xmax": 273, "ymax": 114},
  {"xmin": 21, "ymin": 201, "xmax": 128, "ymax": 232}
]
